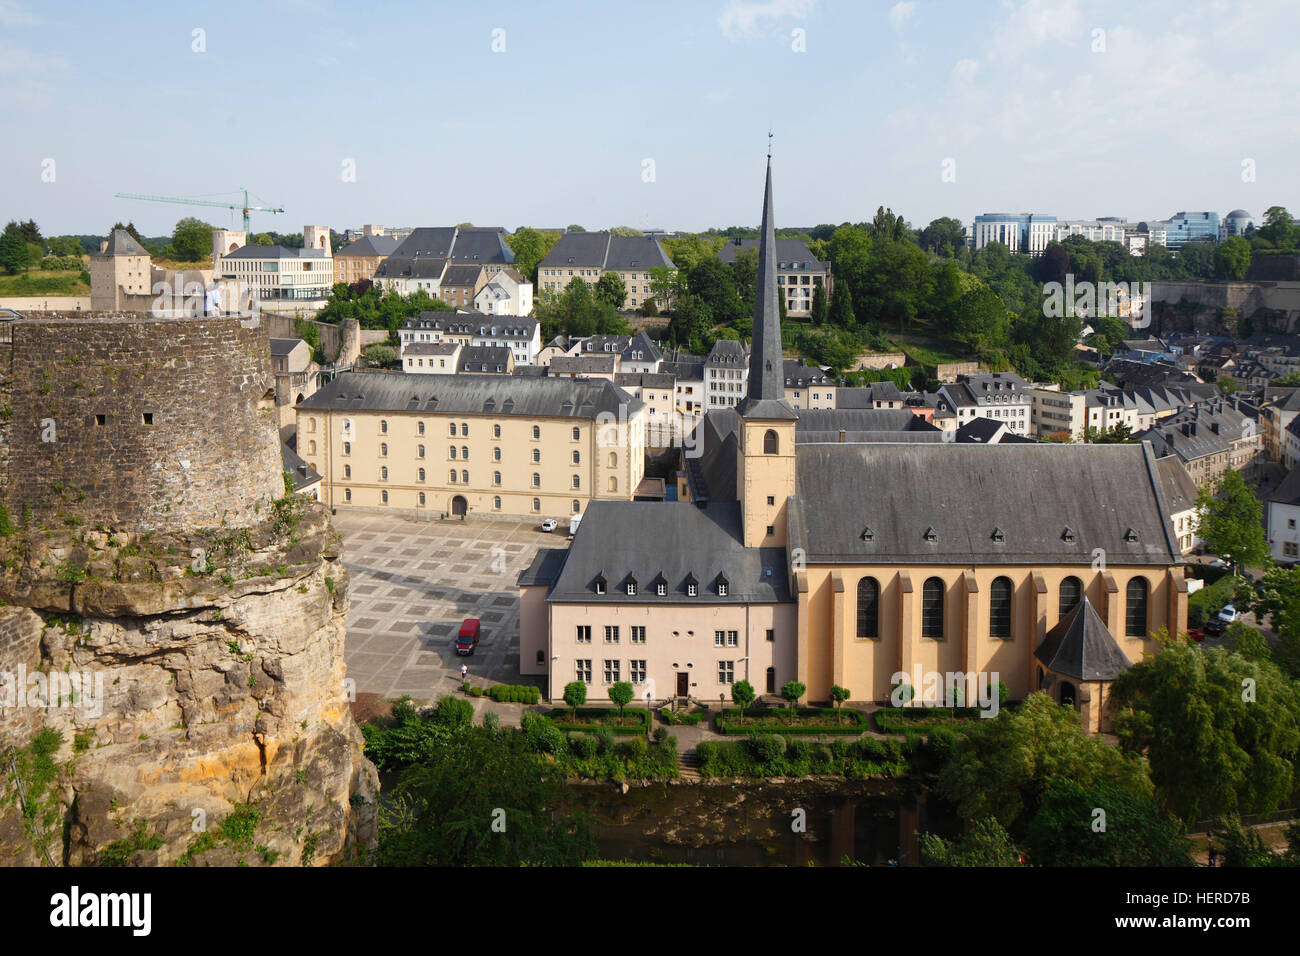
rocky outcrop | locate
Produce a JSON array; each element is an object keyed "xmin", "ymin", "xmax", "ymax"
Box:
[{"xmin": 0, "ymin": 496, "xmax": 378, "ymax": 866}]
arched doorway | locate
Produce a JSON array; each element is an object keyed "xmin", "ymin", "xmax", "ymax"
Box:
[
  {"xmin": 451, "ymin": 495, "xmax": 467, "ymax": 516},
  {"xmin": 1059, "ymin": 681, "xmax": 1076, "ymax": 707}
]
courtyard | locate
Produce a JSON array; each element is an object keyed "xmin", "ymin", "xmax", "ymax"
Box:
[{"xmin": 333, "ymin": 509, "xmax": 561, "ymax": 702}]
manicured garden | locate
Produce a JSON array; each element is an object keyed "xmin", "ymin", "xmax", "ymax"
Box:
[
  {"xmin": 716, "ymin": 706, "xmax": 868, "ymax": 735},
  {"xmin": 697, "ymin": 734, "xmax": 920, "ymax": 779},
  {"xmin": 873, "ymin": 707, "xmax": 989, "ymax": 735},
  {"xmin": 546, "ymin": 706, "xmax": 650, "ymax": 735}
]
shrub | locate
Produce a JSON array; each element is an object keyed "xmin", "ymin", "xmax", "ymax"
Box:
[
  {"xmin": 787, "ymin": 738, "xmax": 810, "ymax": 762},
  {"xmin": 435, "ymin": 695, "xmax": 474, "ymax": 728},
  {"xmin": 753, "ymin": 733, "xmax": 787, "ymax": 763},
  {"xmin": 469, "ymin": 686, "xmax": 482, "ymax": 698},
  {"xmin": 621, "ymin": 735, "xmax": 648, "ymax": 759},
  {"xmin": 831, "ymin": 739, "xmax": 849, "ymax": 760},
  {"xmin": 652, "ymin": 727, "xmax": 668, "ymax": 744},
  {"xmin": 482, "ymin": 711, "xmax": 499, "ymax": 731},
  {"xmin": 595, "ymin": 729, "xmax": 615, "ymax": 754},
  {"xmin": 571, "ymin": 733, "xmax": 598, "ymax": 758}
]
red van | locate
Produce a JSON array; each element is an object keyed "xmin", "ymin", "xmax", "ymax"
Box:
[{"xmin": 455, "ymin": 618, "xmax": 480, "ymax": 656}]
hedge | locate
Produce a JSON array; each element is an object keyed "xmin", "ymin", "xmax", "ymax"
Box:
[
  {"xmin": 696, "ymin": 734, "xmax": 913, "ymax": 779},
  {"xmin": 715, "ymin": 706, "xmax": 868, "ymax": 736},
  {"xmin": 484, "ymin": 684, "xmax": 541, "ymax": 705},
  {"xmin": 874, "ymin": 707, "xmax": 986, "ymax": 735},
  {"xmin": 545, "ymin": 707, "xmax": 650, "ymax": 735},
  {"xmin": 663, "ymin": 710, "xmax": 707, "ymax": 726}
]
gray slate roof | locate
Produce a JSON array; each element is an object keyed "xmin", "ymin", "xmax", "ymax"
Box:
[
  {"xmin": 298, "ymin": 371, "xmax": 640, "ymax": 419},
  {"xmin": 551, "ymin": 355, "xmax": 616, "ymax": 375},
  {"xmin": 457, "ymin": 346, "xmax": 512, "ymax": 372},
  {"xmin": 1035, "ymin": 596, "xmax": 1132, "ymax": 681},
  {"xmin": 539, "ymin": 233, "xmax": 673, "ymax": 271},
  {"xmin": 100, "ymin": 228, "xmax": 149, "ymax": 257},
  {"xmin": 270, "ymin": 337, "xmax": 303, "ymax": 357},
  {"xmin": 545, "ymin": 501, "xmax": 792, "ymax": 604},
  {"xmin": 794, "ymin": 408, "xmax": 925, "ymax": 435},
  {"xmin": 337, "ymin": 235, "xmax": 400, "ymax": 256},
  {"xmin": 224, "ymin": 244, "xmax": 329, "ymax": 259},
  {"xmin": 1268, "ymin": 466, "xmax": 1300, "ymax": 506},
  {"xmin": 716, "ymin": 237, "xmax": 828, "ymax": 271},
  {"xmin": 1155, "ymin": 456, "xmax": 1199, "ymax": 513},
  {"xmin": 442, "ymin": 264, "xmax": 485, "ymax": 287},
  {"xmin": 788, "ymin": 443, "xmax": 1181, "ymax": 566},
  {"xmin": 404, "ymin": 342, "xmax": 459, "ymax": 356}
]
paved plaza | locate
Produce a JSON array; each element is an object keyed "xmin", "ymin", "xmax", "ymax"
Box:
[{"xmin": 334, "ymin": 509, "xmax": 563, "ymax": 702}]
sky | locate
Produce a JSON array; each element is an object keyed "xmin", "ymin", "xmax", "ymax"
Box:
[{"xmin": 1, "ymin": 0, "xmax": 1297, "ymax": 237}]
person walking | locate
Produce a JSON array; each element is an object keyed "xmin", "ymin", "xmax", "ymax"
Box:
[{"xmin": 460, "ymin": 663, "xmax": 468, "ymax": 683}]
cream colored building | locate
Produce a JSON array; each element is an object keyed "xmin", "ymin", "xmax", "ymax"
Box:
[
  {"xmin": 537, "ymin": 233, "xmax": 675, "ymax": 310},
  {"xmin": 334, "ymin": 235, "xmax": 400, "ymax": 286},
  {"xmin": 296, "ymin": 372, "xmax": 647, "ymax": 518}
]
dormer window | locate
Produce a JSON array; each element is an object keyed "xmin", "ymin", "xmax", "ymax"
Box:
[
  {"xmin": 1062, "ymin": 527, "xmax": 1076, "ymax": 543},
  {"xmin": 1124, "ymin": 528, "xmax": 1140, "ymax": 542},
  {"xmin": 687, "ymin": 583, "xmax": 697, "ymax": 597},
  {"xmin": 923, "ymin": 526, "xmax": 938, "ymax": 542},
  {"xmin": 717, "ymin": 581, "xmax": 728, "ymax": 597},
  {"xmin": 594, "ymin": 574, "xmax": 607, "ymax": 595},
  {"xmin": 656, "ymin": 583, "xmax": 666, "ymax": 596},
  {"xmin": 991, "ymin": 528, "xmax": 1005, "ymax": 543},
  {"xmin": 861, "ymin": 527, "xmax": 874, "ymax": 542}
]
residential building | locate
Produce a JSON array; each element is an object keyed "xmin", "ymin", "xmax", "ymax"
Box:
[
  {"xmin": 940, "ymin": 372, "xmax": 1033, "ymax": 436},
  {"xmin": 704, "ymin": 339, "xmax": 750, "ymax": 410},
  {"xmin": 716, "ymin": 237, "xmax": 831, "ymax": 318},
  {"xmin": 296, "ymin": 372, "xmax": 648, "ymax": 518},
  {"xmin": 549, "ymin": 354, "xmax": 617, "ymax": 381},
  {"xmin": 1266, "ymin": 466, "xmax": 1300, "ymax": 564},
  {"xmin": 403, "ymin": 341, "xmax": 461, "ymax": 374},
  {"xmin": 614, "ymin": 372, "xmax": 678, "ymax": 447},
  {"xmin": 1260, "ymin": 389, "xmax": 1300, "ymax": 462},
  {"xmin": 1155, "ymin": 456, "xmax": 1201, "ymax": 555},
  {"xmin": 468, "ymin": 316, "xmax": 540, "ymax": 366},
  {"xmin": 537, "ymin": 233, "xmax": 675, "ymax": 310},
  {"xmin": 783, "ymin": 359, "xmax": 836, "ymax": 408},
  {"xmin": 457, "ymin": 345, "xmax": 515, "ymax": 375},
  {"xmin": 333, "ymin": 234, "xmax": 400, "ymax": 286},
  {"xmin": 437, "ymin": 265, "xmax": 488, "ymax": 309},
  {"xmin": 270, "ymin": 337, "xmax": 318, "ymax": 442},
  {"xmin": 474, "ymin": 267, "xmax": 534, "ymax": 318},
  {"xmin": 521, "ymin": 158, "xmax": 1186, "ymax": 736},
  {"xmin": 372, "ymin": 227, "xmax": 514, "ymax": 296},
  {"xmin": 1136, "ymin": 400, "xmax": 1262, "ymax": 488}
]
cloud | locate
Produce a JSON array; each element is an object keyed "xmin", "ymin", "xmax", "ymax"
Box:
[
  {"xmin": 718, "ymin": 0, "xmax": 815, "ymax": 41},
  {"xmin": 950, "ymin": 57, "xmax": 981, "ymax": 87},
  {"xmin": 0, "ymin": 1, "xmax": 39, "ymax": 26},
  {"xmin": 888, "ymin": 2, "xmax": 916, "ymax": 30}
]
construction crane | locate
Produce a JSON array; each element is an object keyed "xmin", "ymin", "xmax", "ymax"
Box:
[{"xmin": 113, "ymin": 187, "xmax": 284, "ymax": 233}]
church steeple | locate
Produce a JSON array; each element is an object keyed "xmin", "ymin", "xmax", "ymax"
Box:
[{"xmin": 738, "ymin": 143, "xmax": 796, "ymax": 420}]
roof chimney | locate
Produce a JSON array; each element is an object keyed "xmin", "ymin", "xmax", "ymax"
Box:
[{"xmin": 839, "ymin": 429, "xmax": 846, "ymax": 443}]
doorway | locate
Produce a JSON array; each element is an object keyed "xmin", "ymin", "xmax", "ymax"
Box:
[
  {"xmin": 451, "ymin": 495, "xmax": 467, "ymax": 516},
  {"xmin": 676, "ymin": 672, "xmax": 689, "ymax": 697}
]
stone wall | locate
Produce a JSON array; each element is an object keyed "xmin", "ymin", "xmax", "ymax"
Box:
[
  {"xmin": 1, "ymin": 313, "xmax": 284, "ymax": 532},
  {"xmin": 1150, "ymin": 280, "xmax": 1300, "ymax": 335}
]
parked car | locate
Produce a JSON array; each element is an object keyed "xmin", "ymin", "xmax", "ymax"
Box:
[
  {"xmin": 1208, "ymin": 558, "xmax": 1230, "ymax": 570},
  {"xmin": 1217, "ymin": 605, "xmax": 1239, "ymax": 624},
  {"xmin": 455, "ymin": 618, "xmax": 481, "ymax": 656},
  {"xmin": 1204, "ymin": 617, "xmax": 1226, "ymax": 636},
  {"xmin": 540, "ymin": 518, "xmax": 558, "ymax": 533},
  {"xmin": 1186, "ymin": 627, "xmax": 1205, "ymax": 642}
]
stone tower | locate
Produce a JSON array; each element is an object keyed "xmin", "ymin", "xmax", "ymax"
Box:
[
  {"xmin": 211, "ymin": 227, "xmax": 245, "ymax": 274},
  {"xmin": 303, "ymin": 225, "xmax": 331, "ymax": 255},
  {"xmin": 735, "ymin": 152, "xmax": 798, "ymax": 548},
  {"xmin": 89, "ymin": 229, "xmax": 153, "ymax": 310}
]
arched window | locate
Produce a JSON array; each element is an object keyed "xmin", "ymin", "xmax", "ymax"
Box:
[
  {"xmin": 990, "ymin": 577, "xmax": 1012, "ymax": 639},
  {"xmin": 307, "ymin": 440, "xmax": 316, "ymax": 454},
  {"xmin": 380, "ymin": 490, "xmax": 388, "ymax": 504},
  {"xmin": 608, "ymin": 452, "xmax": 617, "ymax": 468},
  {"xmin": 493, "ymin": 471, "xmax": 501, "ymax": 486},
  {"xmin": 418, "ymin": 444, "xmax": 426, "ymax": 458},
  {"xmin": 450, "ymin": 470, "xmax": 458, "ymax": 483},
  {"xmin": 418, "ymin": 492, "xmax": 425, "ymax": 506},
  {"xmin": 380, "ymin": 466, "xmax": 388, "ymax": 481},
  {"xmin": 533, "ymin": 448, "xmax": 541, "ymax": 463},
  {"xmin": 461, "ymin": 470, "xmax": 468, "ymax": 484},
  {"xmin": 532, "ymin": 425, "xmax": 540, "ymax": 440},
  {"xmin": 418, "ymin": 421, "xmax": 425, "ymax": 436},
  {"xmin": 572, "ymin": 427, "xmax": 580, "ymax": 440},
  {"xmin": 307, "ymin": 418, "xmax": 317, "ymax": 433},
  {"xmin": 1059, "ymin": 576, "xmax": 1082, "ymax": 617},
  {"xmin": 380, "ymin": 420, "xmax": 388, "ymax": 434},
  {"xmin": 450, "ymin": 446, "xmax": 457, "ymax": 459},
  {"xmin": 449, "ymin": 422, "xmax": 457, "ymax": 436},
  {"xmin": 493, "ymin": 424, "xmax": 501, "ymax": 438},
  {"xmin": 494, "ymin": 496, "xmax": 502, "ymax": 510},
  {"xmin": 460, "ymin": 423, "xmax": 468, "ymax": 437},
  {"xmin": 763, "ymin": 429, "xmax": 778, "ymax": 454},
  {"xmin": 572, "ymin": 450, "xmax": 580, "ymax": 464},
  {"xmin": 608, "ymin": 477, "xmax": 618, "ymax": 492},
  {"xmin": 344, "ymin": 488, "xmax": 351, "ymax": 502},
  {"xmin": 1125, "ymin": 577, "xmax": 1149, "ymax": 638},
  {"xmin": 417, "ymin": 468, "xmax": 425, "ymax": 482},
  {"xmin": 343, "ymin": 464, "xmax": 351, "ymax": 479},
  {"xmin": 856, "ymin": 577, "xmax": 879, "ymax": 639},
  {"xmin": 380, "ymin": 443, "xmax": 387, "ymax": 456},
  {"xmin": 493, "ymin": 447, "xmax": 501, "ymax": 461},
  {"xmin": 532, "ymin": 497, "xmax": 540, "ymax": 512},
  {"xmin": 922, "ymin": 577, "xmax": 945, "ymax": 640},
  {"xmin": 572, "ymin": 500, "xmax": 580, "ymax": 513},
  {"xmin": 461, "ymin": 446, "xmax": 469, "ymax": 460}
]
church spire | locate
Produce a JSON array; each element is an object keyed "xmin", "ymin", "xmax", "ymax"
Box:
[{"xmin": 740, "ymin": 141, "xmax": 792, "ymax": 414}]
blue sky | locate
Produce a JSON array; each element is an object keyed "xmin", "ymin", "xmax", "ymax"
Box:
[{"xmin": 2, "ymin": 0, "xmax": 1296, "ymax": 236}]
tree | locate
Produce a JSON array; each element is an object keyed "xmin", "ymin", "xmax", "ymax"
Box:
[
  {"xmin": 648, "ymin": 266, "xmax": 686, "ymax": 312},
  {"xmin": 828, "ymin": 280, "xmax": 855, "ymax": 328},
  {"xmin": 919, "ymin": 817, "xmax": 1023, "ymax": 867},
  {"xmin": 1110, "ymin": 642, "xmax": 1300, "ymax": 826},
  {"xmin": 608, "ymin": 225, "xmax": 642, "ymax": 237},
  {"xmin": 566, "ymin": 224, "xmax": 586, "ymax": 233},
  {"xmin": 1082, "ymin": 422, "xmax": 1134, "ymax": 444},
  {"xmin": 729, "ymin": 248, "xmax": 758, "ymax": 310},
  {"xmin": 935, "ymin": 692, "xmax": 1150, "ymax": 827},
  {"xmin": 1178, "ymin": 239, "xmax": 1216, "ymax": 280},
  {"xmin": 829, "ymin": 685, "xmax": 850, "ymax": 708},
  {"xmin": 362, "ymin": 344, "xmax": 397, "ymax": 366},
  {"xmin": 1214, "ymin": 236, "xmax": 1252, "ymax": 280},
  {"xmin": 0, "ymin": 225, "xmax": 29, "ymax": 275},
  {"xmin": 1024, "ymin": 779, "xmax": 1193, "ymax": 866},
  {"xmin": 1195, "ymin": 470, "xmax": 1268, "ymax": 572},
  {"xmin": 919, "ymin": 217, "xmax": 965, "ymax": 256},
  {"xmin": 1256, "ymin": 565, "xmax": 1300, "ymax": 679},
  {"xmin": 594, "ymin": 271, "xmax": 627, "ymax": 309},
  {"xmin": 666, "ymin": 294, "xmax": 712, "ymax": 352},
  {"xmin": 687, "ymin": 257, "xmax": 744, "ymax": 321},
  {"xmin": 810, "ymin": 283, "xmax": 828, "ymax": 325},
  {"xmin": 171, "ymin": 217, "xmax": 213, "ymax": 262},
  {"xmin": 947, "ymin": 286, "xmax": 1010, "ymax": 356},
  {"xmin": 505, "ymin": 227, "xmax": 560, "ymax": 283},
  {"xmin": 731, "ymin": 680, "xmax": 755, "ymax": 722},
  {"xmin": 47, "ymin": 236, "xmax": 81, "ymax": 257},
  {"xmin": 608, "ymin": 681, "xmax": 634, "ymax": 719},
  {"xmin": 1274, "ymin": 370, "xmax": 1300, "ymax": 387},
  {"xmin": 780, "ymin": 681, "xmax": 805, "ymax": 711},
  {"xmin": 15, "ymin": 219, "xmax": 42, "ymax": 245},
  {"xmin": 562, "ymin": 681, "xmax": 587, "ymax": 721}
]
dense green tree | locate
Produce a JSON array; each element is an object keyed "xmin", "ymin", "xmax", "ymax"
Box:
[
  {"xmin": 935, "ymin": 692, "xmax": 1151, "ymax": 827},
  {"xmin": 1024, "ymin": 779, "xmax": 1193, "ymax": 866},
  {"xmin": 828, "ymin": 280, "xmax": 855, "ymax": 328},
  {"xmin": 608, "ymin": 681, "xmax": 634, "ymax": 718},
  {"xmin": 0, "ymin": 225, "xmax": 29, "ymax": 274},
  {"xmin": 919, "ymin": 217, "xmax": 965, "ymax": 256},
  {"xmin": 687, "ymin": 257, "xmax": 744, "ymax": 321},
  {"xmin": 1254, "ymin": 206, "xmax": 1296, "ymax": 252},
  {"xmin": 562, "ymin": 681, "xmax": 587, "ymax": 721},
  {"xmin": 649, "ymin": 265, "xmax": 686, "ymax": 312},
  {"xmin": 1214, "ymin": 236, "xmax": 1252, "ymax": 280},
  {"xmin": 1086, "ymin": 315, "xmax": 1131, "ymax": 353},
  {"xmin": 594, "ymin": 271, "xmax": 627, "ymax": 309},
  {"xmin": 810, "ymin": 282, "xmax": 828, "ymax": 325},
  {"xmin": 1256, "ymin": 565, "xmax": 1300, "ymax": 679},
  {"xmin": 505, "ymin": 227, "xmax": 561, "ymax": 283},
  {"xmin": 947, "ymin": 286, "xmax": 1010, "ymax": 355},
  {"xmin": 829, "ymin": 685, "xmax": 850, "ymax": 708},
  {"xmin": 109, "ymin": 221, "xmax": 147, "ymax": 247},
  {"xmin": 780, "ymin": 681, "xmax": 805, "ymax": 710},
  {"xmin": 1195, "ymin": 470, "xmax": 1268, "ymax": 571},
  {"xmin": 171, "ymin": 217, "xmax": 214, "ymax": 262},
  {"xmin": 46, "ymin": 235, "xmax": 82, "ymax": 257},
  {"xmin": 1111, "ymin": 642, "xmax": 1300, "ymax": 826},
  {"xmin": 919, "ymin": 817, "xmax": 1023, "ymax": 867},
  {"xmin": 566, "ymin": 224, "xmax": 585, "ymax": 233},
  {"xmin": 662, "ymin": 235, "xmax": 721, "ymax": 273},
  {"xmin": 1178, "ymin": 239, "xmax": 1216, "ymax": 279},
  {"xmin": 608, "ymin": 225, "xmax": 642, "ymax": 237},
  {"xmin": 666, "ymin": 294, "xmax": 712, "ymax": 352},
  {"xmin": 729, "ymin": 248, "xmax": 758, "ymax": 311},
  {"xmin": 731, "ymin": 680, "xmax": 755, "ymax": 721}
]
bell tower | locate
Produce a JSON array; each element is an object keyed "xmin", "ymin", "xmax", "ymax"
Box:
[{"xmin": 735, "ymin": 141, "xmax": 797, "ymax": 548}]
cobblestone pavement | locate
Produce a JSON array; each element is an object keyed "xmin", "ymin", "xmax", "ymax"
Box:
[{"xmin": 333, "ymin": 509, "xmax": 562, "ymax": 702}]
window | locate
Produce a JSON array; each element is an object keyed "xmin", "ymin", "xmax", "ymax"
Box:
[
  {"xmin": 1290, "ymin": 518, "xmax": 1297, "ymax": 529},
  {"xmin": 380, "ymin": 466, "xmax": 388, "ymax": 481},
  {"xmin": 572, "ymin": 475, "xmax": 581, "ymax": 490},
  {"xmin": 533, "ymin": 498, "xmax": 540, "ymax": 512},
  {"xmin": 718, "ymin": 661, "xmax": 735, "ymax": 684},
  {"xmin": 493, "ymin": 496, "xmax": 501, "ymax": 510},
  {"xmin": 461, "ymin": 446, "xmax": 469, "ymax": 460},
  {"xmin": 631, "ymin": 626, "xmax": 646, "ymax": 644},
  {"xmin": 532, "ymin": 425, "xmax": 541, "ymax": 440},
  {"xmin": 766, "ymin": 628, "xmax": 775, "ymax": 642},
  {"xmin": 418, "ymin": 421, "xmax": 425, "ymax": 436},
  {"xmin": 573, "ymin": 450, "xmax": 581, "ymax": 464},
  {"xmin": 1059, "ymin": 576, "xmax": 1082, "ymax": 617},
  {"xmin": 450, "ymin": 446, "xmax": 458, "ymax": 459},
  {"xmin": 343, "ymin": 464, "xmax": 351, "ymax": 479},
  {"xmin": 1125, "ymin": 577, "xmax": 1149, "ymax": 638},
  {"xmin": 344, "ymin": 488, "xmax": 351, "ymax": 502},
  {"xmin": 625, "ymin": 580, "xmax": 637, "ymax": 595},
  {"xmin": 572, "ymin": 500, "xmax": 580, "ymax": 513},
  {"xmin": 603, "ymin": 660, "xmax": 620, "ymax": 683},
  {"xmin": 630, "ymin": 660, "xmax": 646, "ymax": 684},
  {"xmin": 605, "ymin": 626, "xmax": 619, "ymax": 643},
  {"xmin": 718, "ymin": 582, "xmax": 728, "ymax": 597},
  {"xmin": 461, "ymin": 470, "xmax": 468, "ymax": 484},
  {"xmin": 380, "ymin": 443, "xmax": 388, "ymax": 457},
  {"xmin": 418, "ymin": 444, "xmax": 425, "ymax": 458},
  {"xmin": 493, "ymin": 471, "xmax": 501, "ymax": 486},
  {"xmin": 687, "ymin": 583, "xmax": 697, "ymax": 597},
  {"xmin": 418, "ymin": 492, "xmax": 426, "ymax": 506},
  {"xmin": 577, "ymin": 626, "xmax": 591, "ymax": 644},
  {"xmin": 449, "ymin": 470, "xmax": 458, "ymax": 483},
  {"xmin": 922, "ymin": 577, "xmax": 945, "ymax": 639},
  {"xmin": 449, "ymin": 423, "xmax": 457, "ymax": 436},
  {"xmin": 763, "ymin": 429, "xmax": 778, "ymax": 454},
  {"xmin": 343, "ymin": 442, "xmax": 351, "ymax": 455},
  {"xmin": 655, "ymin": 582, "xmax": 666, "ymax": 596},
  {"xmin": 856, "ymin": 577, "xmax": 879, "ymax": 639},
  {"xmin": 417, "ymin": 468, "xmax": 425, "ymax": 482},
  {"xmin": 380, "ymin": 490, "xmax": 388, "ymax": 504},
  {"xmin": 493, "ymin": 447, "xmax": 501, "ymax": 461},
  {"xmin": 380, "ymin": 420, "xmax": 388, "ymax": 434},
  {"xmin": 714, "ymin": 630, "xmax": 725, "ymax": 647},
  {"xmin": 990, "ymin": 577, "xmax": 1012, "ymax": 639},
  {"xmin": 493, "ymin": 424, "xmax": 501, "ymax": 438},
  {"xmin": 572, "ymin": 427, "xmax": 580, "ymax": 440},
  {"xmin": 576, "ymin": 659, "xmax": 592, "ymax": 683},
  {"xmin": 460, "ymin": 423, "xmax": 468, "ymax": 437},
  {"xmin": 608, "ymin": 477, "xmax": 617, "ymax": 492},
  {"xmin": 533, "ymin": 448, "xmax": 541, "ymax": 463},
  {"xmin": 767, "ymin": 496, "xmax": 774, "ymax": 506},
  {"xmin": 532, "ymin": 473, "xmax": 541, "ymax": 487},
  {"xmin": 1285, "ymin": 542, "xmax": 1299, "ymax": 558}
]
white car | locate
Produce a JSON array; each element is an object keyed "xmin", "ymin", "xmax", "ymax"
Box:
[
  {"xmin": 540, "ymin": 519, "xmax": 558, "ymax": 533},
  {"xmin": 1217, "ymin": 605, "xmax": 1239, "ymax": 624},
  {"xmin": 1208, "ymin": 559, "xmax": 1230, "ymax": 570}
]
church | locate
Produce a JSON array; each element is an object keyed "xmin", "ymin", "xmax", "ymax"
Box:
[{"xmin": 518, "ymin": 156, "xmax": 1188, "ymax": 733}]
